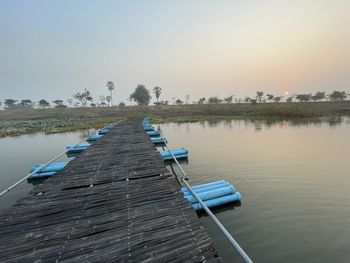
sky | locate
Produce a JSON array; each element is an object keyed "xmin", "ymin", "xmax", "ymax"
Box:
[{"xmin": 0, "ymin": 0, "xmax": 349, "ymax": 104}]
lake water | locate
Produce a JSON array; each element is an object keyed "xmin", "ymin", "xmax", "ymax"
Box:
[
  {"xmin": 0, "ymin": 130, "xmax": 93, "ymax": 212},
  {"xmin": 159, "ymin": 117, "xmax": 350, "ymax": 263},
  {"xmin": 0, "ymin": 118, "xmax": 349, "ymax": 262}
]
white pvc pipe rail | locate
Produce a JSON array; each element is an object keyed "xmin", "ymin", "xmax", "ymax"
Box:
[{"xmin": 159, "ymin": 129, "xmax": 254, "ymax": 263}]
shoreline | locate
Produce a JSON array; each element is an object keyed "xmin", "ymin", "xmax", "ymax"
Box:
[{"xmin": 0, "ymin": 102, "xmax": 349, "ymax": 138}]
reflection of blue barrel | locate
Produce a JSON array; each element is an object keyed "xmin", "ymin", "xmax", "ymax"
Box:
[
  {"xmin": 147, "ymin": 130, "xmax": 160, "ymax": 136},
  {"xmin": 192, "ymin": 192, "xmax": 241, "ymax": 211},
  {"xmin": 87, "ymin": 134, "xmax": 103, "ymax": 142}
]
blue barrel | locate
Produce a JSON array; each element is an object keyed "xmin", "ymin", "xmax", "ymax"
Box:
[
  {"xmin": 184, "ymin": 185, "xmax": 236, "ymax": 204},
  {"xmin": 150, "ymin": 137, "xmax": 167, "ymax": 144},
  {"xmin": 29, "ymin": 171, "xmax": 56, "ymax": 179},
  {"xmin": 87, "ymin": 134, "xmax": 103, "ymax": 142},
  {"xmin": 147, "ymin": 130, "xmax": 160, "ymax": 136},
  {"xmin": 160, "ymin": 148, "xmax": 188, "ymax": 158},
  {"xmin": 182, "ymin": 182, "xmax": 233, "ymax": 196},
  {"xmin": 30, "ymin": 162, "xmax": 68, "ymax": 173},
  {"xmin": 66, "ymin": 143, "xmax": 90, "ymax": 153},
  {"xmin": 181, "ymin": 180, "xmax": 227, "ymax": 192},
  {"xmin": 143, "ymin": 125, "xmax": 155, "ymax": 131},
  {"xmin": 192, "ymin": 192, "xmax": 241, "ymax": 211},
  {"xmin": 98, "ymin": 128, "xmax": 109, "ymax": 135},
  {"xmin": 106, "ymin": 123, "xmax": 116, "ymax": 129},
  {"xmin": 162, "ymin": 154, "xmax": 188, "ymax": 161},
  {"xmin": 66, "ymin": 143, "xmax": 90, "ymax": 150}
]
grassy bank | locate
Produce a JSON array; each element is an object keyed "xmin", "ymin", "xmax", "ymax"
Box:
[{"xmin": 0, "ymin": 101, "xmax": 349, "ymax": 137}]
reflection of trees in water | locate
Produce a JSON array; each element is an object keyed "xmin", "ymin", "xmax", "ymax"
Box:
[
  {"xmin": 192, "ymin": 116, "xmax": 349, "ymax": 131},
  {"xmin": 199, "ymin": 121, "xmax": 206, "ymax": 130},
  {"xmin": 223, "ymin": 120, "xmax": 233, "ymax": 130}
]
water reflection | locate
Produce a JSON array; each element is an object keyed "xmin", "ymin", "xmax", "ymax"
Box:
[
  {"xmin": 197, "ymin": 201, "xmax": 242, "ymax": 218},
  {"xmin": 0, "ymin": 130, "xmax": 89, "ymax": 212},
  {"xmin": 169, "ymin": 116, "xmax": 348, "ymax": 133},
  {"xmin": 160, "ymin": 117, "xmax": 350, "ymax": 263}
]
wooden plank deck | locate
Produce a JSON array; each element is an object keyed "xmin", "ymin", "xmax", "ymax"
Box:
[{"xmin": 0, "ymin": 119, "xmax": 223, "ymax": 262}]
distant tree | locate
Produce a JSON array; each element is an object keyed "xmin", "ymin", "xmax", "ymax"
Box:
[
  {"xmin": 20, "ymin": 99, "xmax": 33, "ymax": 108},
  {"xmin": 244, "ymin": 97, "xmax": 251, "ymax": 103},
  {"xmin": 52, "ymin": 100, "xmax": 67, "ymax": 108},
  {"xmin": 329, "ymin": 91, "xmax": 347, "ymax": 101},
  {"xmin": 256, "ymin": 91, "xmax": 264, "ymax": 102},
  {"xmin": 99, "ymin": 95, "xmax": 106, "ymax": 105},
  {"xmin": 266, "ymin": 94, "xmax": 274, "ymax": 102},
  {"xmin": 119, "ymin": 102, "xmax": 126, "ymax": 107},
  {"xmin": 90, "ymin": 103, "xmax": 96, "ymax": 107},
  {"xmin": 38, "ymin": 99, "xmax": 50, "ymax": 108},
  {"xmin": 198, "ymin": 97, "xmax": 206, "ymax": 104},
  {"xmin": 273, "ymin": 96, "xmax": 282, "ymax": 103},
  {"xmin": 172, "ymin": 97, "xmax": 176, "ymax": 105},
  {"xmin": 4, "ymin": 99, "xmax": 17, "ymax": 109},
  {"xmin": 224, "ymin": 95, "xmax": 233, "ymax": 104},
  {"xmin": 296, "ymin": 94, "xmax": 312, "ymax": 102},
  {"xmin": 311, "ymin": 92, "xmax": 326, "ymax": 101},
  {"xmin": 251, "ymin": 99, "xmax": 257, "ymax": 105},
  {"xmin": 106, "ymin": 96, "xmax": 112, "ymax": 106},
  {"xmin": 101, "ymin": 102, "xmax": 107, "ymax": 107},
  {"xmin": 67, "ymin": 99, "xmax": 73, "ymax": 107},
  {"xmin": 208, "ymin": 96, "xmax": 222, "ymax": 104},
  {"xmin": 154, "ymin": 100, "xmax": 169, "ymax": 105},
  {"xmin": 185, "ymin": 94, "xmax": 190, "ymax": 104},
  {"xmin": 286, "ymin": 97, "xmax": 293, "ymax": 103},
  {"xmin": 153, "ymin": 86, "xmax": 162, "ymax": 102},
  {"xmin": 106, "ymin": 81, "xmax": 115, "ymax": 106},
  {"xmin": 175, "ymin": 99, "xmax": 184, "ymax": 105},
  {"xmin": 73, "ymin": 89, "xmax": 93, "ymax": 107},
  {"xmin": 129, "ymin": 85, "xmax": 151, "ymax": 105}
]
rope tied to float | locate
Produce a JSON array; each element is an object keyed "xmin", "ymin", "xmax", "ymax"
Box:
[{"xmin": 158, "ymin": 129, "xmax": 254, "ymax": 263}]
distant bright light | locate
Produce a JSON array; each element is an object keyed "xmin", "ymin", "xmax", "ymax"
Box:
[{"xmin": 284, "ymin": 91, "xmax": 289, "ymax": 96}]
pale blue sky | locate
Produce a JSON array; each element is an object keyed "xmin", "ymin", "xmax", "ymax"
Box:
[{"xmin": 0, "ymin": 0, "xmax": 349, "ymax": 104}]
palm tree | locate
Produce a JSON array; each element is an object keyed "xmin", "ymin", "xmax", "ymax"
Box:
[
  {"xmin": 106, "ymin": 81, "xmax": 115, "ymax": 106},
  {"xmin": 153, "ymin": 87, "xmax": 162, "ymax": 102},
  {"xmin": 256, "ymin": 91, "xmax": 264, "ymax": 103}
]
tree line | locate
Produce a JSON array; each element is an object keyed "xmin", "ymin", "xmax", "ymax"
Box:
[{"xmin": 0, "ymin": 85, "xmax": 349, "ymax": 109}]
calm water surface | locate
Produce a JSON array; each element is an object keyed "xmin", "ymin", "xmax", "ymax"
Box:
[
  {"xmin": 0, "ymin": 131, "xmax": 89, "ymax": 212},
  {"xmin": 160, "ymin": 118, "xmax": 350, "ymax": 263},
  {"xmin": 0, "ymin": 119, "xmax": 349, "ymax": 263}
]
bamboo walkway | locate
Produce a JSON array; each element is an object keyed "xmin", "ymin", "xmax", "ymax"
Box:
[{"xmin": 0, "ymin": 119, "xmax": 222, "ymax": 262}]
